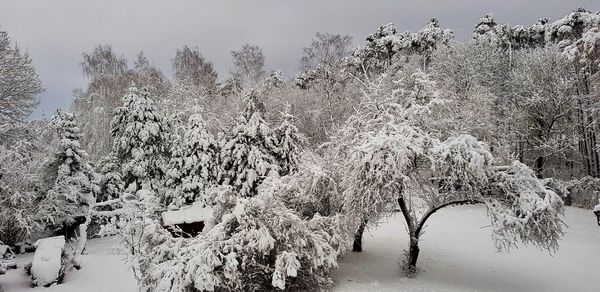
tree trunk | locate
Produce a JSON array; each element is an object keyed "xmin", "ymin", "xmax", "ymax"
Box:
[
  {"xmin": 407, "ymin": 236, "xmax": 420, "ymax": 270},
  {"xmin": 352, "ymin": 221, "xmax": 366, "ymax": 252},
  {"xmin": 535, "ymin": 156, "xmax": 545, "ymax": 178}
]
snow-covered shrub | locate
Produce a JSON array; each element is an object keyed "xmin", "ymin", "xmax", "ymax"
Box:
[
  {"xmin": 128, "ymin": 183, "xmax": 346, "ymax": 292},
  {"xmin": 566, "ymin": 176, "xmax": 600, "ymax": 208},
  {"xmin": 272, "ymin": 152, "xmax": 341, "ymax": 218}
]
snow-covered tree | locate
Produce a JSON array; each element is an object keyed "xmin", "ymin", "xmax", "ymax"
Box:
[
  {"xmin": 0, "ymin": 29, "xmax": 43, "ymax": 123},
  {"xmin": 347, "ymin": 19, "xmax": 453, "ymax": 74},
  {"xmin": 95, "ymin": 153, "xmax": 124, "ymax": 202},
  {"xmin": 340, "ymin": 118, "xmax": 565, "ymax": 273},
  {"xmin": 172, "ymin": 46, "xmax": 218, "ymax": 94},
  {"xmin": 73, "ymin": 46, "xmax": 170, "ymax": 160},
  {"xmin": 230, "ymin": 44, "xmax": 267, "ymax": 89},
  {"xmin": 164, "ymin": 113, "xmax": 219, "ymax": 208},
  {"xmin": 41, "ymin": 111, "xmax": 97, "ymax": 267},
  {"xmin": 219, "ymin": 93, "xmax": 281, "ymax": 197},
  {"xmin": 111, "ymin": 86, "xmax": 168, "ymax": 193},
  {"xmin": 0, "ymin": 122, "xmax": 51, "ymax": 246}
]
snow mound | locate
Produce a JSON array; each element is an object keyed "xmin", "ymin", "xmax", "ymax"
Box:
[{"xmin": 31, "ymin": 236, "xmax": 65, "ymax": 287}]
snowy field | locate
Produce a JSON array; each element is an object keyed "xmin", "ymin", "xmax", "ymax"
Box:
[{"xmin": 1, "ymin": 205, "xmax": 599, "ymax": 292}]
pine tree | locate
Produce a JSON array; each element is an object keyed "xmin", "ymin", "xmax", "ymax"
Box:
[
  {"xmin": 164, "ymin": 113, "xmax": 219, "ymax": 208},
  {"xmin": 273, "ymin": 111, "xmax": 303, "ymax": 176},
  {"xmin": 111, "ymin": 86, "xmax": 167, "ymax": 193},
  {"xmin": 42, "ymin": 110, "xmax": 96, "ymax": 266},
  {"xmin": 95, "ymin": 153, "xmax": 124, "ymax": 202},
  {"xmin": 219, "ymin": 93, "xmax": 280, "ymax": 197}
]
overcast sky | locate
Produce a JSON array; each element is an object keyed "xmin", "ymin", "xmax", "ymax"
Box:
[{"xmin": 1, "ymin": 0, "xmax": 599, "ymax": 119}]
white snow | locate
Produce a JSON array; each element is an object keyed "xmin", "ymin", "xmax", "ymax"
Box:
[
  {"xmin": 1, "ymin": 206, "xmax": 599, "ymax": 291},
  {"xmin": 162, "ymin": 202, "xmax": 213, "ymax": 226},
  {"xmin": 333, "ymin": 206, "xmax": 600, "ymax": 292},
  {"xmin": 0, "ymin": 236, "xmax": 136, "ymax": 292},
  {"xmin": 30, "ymin": 236, "xmax": 65, "ymax": 287},
  {"xmin": 594, "ymin": 203, "xmax": 600, "ymax": 212}
]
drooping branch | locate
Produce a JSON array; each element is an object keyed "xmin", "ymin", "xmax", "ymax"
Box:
[{"xmin": 415, "ymin": 198, "xmax": 483, "ymax": 238}]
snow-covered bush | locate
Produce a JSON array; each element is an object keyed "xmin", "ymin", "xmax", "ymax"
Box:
[
  {"xmin": 128, "ymin": 183, "xmax": 346, "ymax": 292},
  {"xmin": 272, "ymin": 152, "xmax": 341, "ymax": 218},
  {"xmin": 566, "ymin": 176, "xmax": 600, "ymax": 208}
]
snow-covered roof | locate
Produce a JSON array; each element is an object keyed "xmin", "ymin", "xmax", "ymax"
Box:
[{"xmin": 162, "ymin": 203, "xmax": 213, "ymax": 226}]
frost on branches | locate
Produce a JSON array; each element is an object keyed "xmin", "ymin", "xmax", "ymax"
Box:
[
  {"xmin": 127, "ymin": 181, "xmax": 345, "ymax": 292},
  {"xmin": 111, "ymin": 86, "xmax": 168, "ymax": 192},
  {"xmin": 164, "ymin": 113, "xmax": 219, "ymax": 208},
  {"xmin": 0, "ymin": 123, "xmax": 50, "ymax": 246}
]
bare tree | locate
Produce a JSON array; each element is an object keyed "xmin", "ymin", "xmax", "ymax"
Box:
[
  {"xmin": 230, "ymin": 44, "xmax": 266, "ymax": 89},
  {"xmin": 0, "ymin": 29, "xmax": 43, "ymax": 123},
  {"xmin": 300, "ymin": 32, "xmax": 353, "ymax": 71},
  {"xmin": 172, "ymin": 46, "xmax": 218, "ymax": 94}
]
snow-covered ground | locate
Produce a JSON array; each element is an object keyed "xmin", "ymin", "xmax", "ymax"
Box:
[
  {"xmin": 0, "ymin": 237, "xmax": 136, "ymax": 292},
  {"xmin": 1, "ymin": 206, "xmax": 599, "ymax": 292},
  {"xmin": 333, "ymin": 205, "xmax": 600, "ymax": 292}
]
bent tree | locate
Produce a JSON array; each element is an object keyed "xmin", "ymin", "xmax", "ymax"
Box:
[{"xmin": 342, "ymin": 122, "xmax": 565, "ymax": 273}]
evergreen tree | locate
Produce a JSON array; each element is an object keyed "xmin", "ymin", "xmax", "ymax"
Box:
[
  {"xmin": 95, "ymin": 153, "xmax": 124, "ymax": 202},
  {"xmin": 164, "ymin": 113, "xmax": 219, "ymax": 208},
  {"xmin": 42, "ymin": 111, "xmax": 96, "ymax": 266},
  {"xmin": 273, "ymin": 111, "xmax": 303, "ymax": 176},
  {"xmin": 219, "ymin": 93, "xmax": 279, "ymax": 197},
  {"xmin": 111, "ymin": 86, "xmax": 167, "ymax": 193}
]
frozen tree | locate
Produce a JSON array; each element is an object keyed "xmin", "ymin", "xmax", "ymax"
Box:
[
  {"xmin": 41, "ymin": 111, "xmax": 97, "ymax": 267},
  {"xmin": 230, "ymin": 44, "xmax": 267, "ymax": 89},
  {"xmin": 172, "ymin": 46, "xmax": 218, "ymax": 94},
  {"xmin": 164, "ymin": 113, "xmax": 219, "ymax": 208},
  {"xmin": 111, "ymin": 86, "xmax": 168, "ymax": 193},
  {"xmin": 0, "ymin": 29, "xmax": 43, "ymax": 123}
]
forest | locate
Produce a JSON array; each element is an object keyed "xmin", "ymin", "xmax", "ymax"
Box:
[{"xmin": 1, "ymin": 6, "xmax": 600, "ymax": 292}]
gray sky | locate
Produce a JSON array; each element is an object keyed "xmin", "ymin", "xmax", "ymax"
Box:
[{"xmin": 1, "ymin": 0, "xmax": 599, "ymax": 119}]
